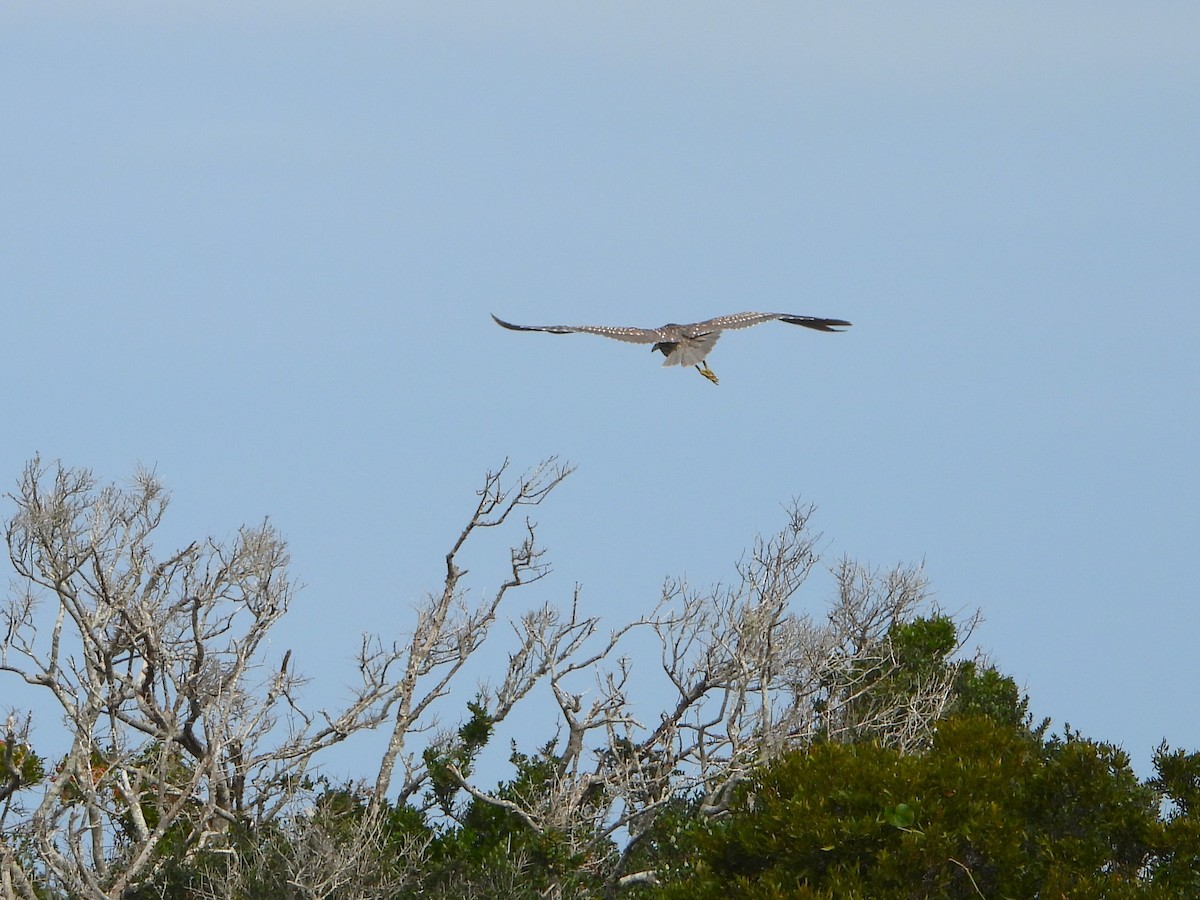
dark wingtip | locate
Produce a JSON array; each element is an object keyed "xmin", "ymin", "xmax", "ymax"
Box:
[
  {"xmin": 491, "ymin": 313, "xmax": 519, "ymax": 330},
  {"xmin": 782, "ymin": 316, "xmax": 852, "ymax": 332}
]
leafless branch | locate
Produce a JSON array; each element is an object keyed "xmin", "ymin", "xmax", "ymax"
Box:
[{"xmin": 2, "ymin": 457, "xmax": 963, "ymax": 898}]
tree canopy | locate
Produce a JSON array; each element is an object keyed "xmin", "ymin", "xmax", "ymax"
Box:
[{"xmin": 1, "ymin": 457, "xmax": 1196, "ymax": 898}]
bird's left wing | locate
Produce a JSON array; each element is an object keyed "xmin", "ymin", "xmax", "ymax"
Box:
[{"xmin": 492, "ymin": 314, "xmax": 662, "ymax": 344}]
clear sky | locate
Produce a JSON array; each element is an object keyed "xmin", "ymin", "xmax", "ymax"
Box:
[{"xmin": 3, "ymin": 3, "xmax": 1198, "ymax": 782}]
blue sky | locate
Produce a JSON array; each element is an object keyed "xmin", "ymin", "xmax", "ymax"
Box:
[{"xmin": 3, "ymin": 3, "xmax": 1198, "ymax": 782}]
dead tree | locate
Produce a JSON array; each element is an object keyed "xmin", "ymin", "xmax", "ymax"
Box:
[
  {"xmin": 0, "ymin": 456, "xmax": 575, "ymax": 899},
  {"xmin": 433, "ymin": 504, "xmax": 962, "ymax": 895},
  {"xmin": 2, "ymin": 457, "xmax": 965, "ymax": 899}
]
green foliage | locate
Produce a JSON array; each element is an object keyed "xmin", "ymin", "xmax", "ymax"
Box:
[
  {"xmin": 1146, "ymin": 743, "xmax": 1200, "ymax": 892},
  {"xmin": 424, "ymin": 696, "xmax": 496, "ymax": 817},
  {"xmin": 950, "ymin": 659, "xmax": 1028, "ymax": 728},
  {"xmin": 652, "ymin": 715, "xmax": 1166, "ymax": 899},
  {"xmin": 1153, "ymin": 742, "xmax": 1200, "ymax": 817},
  {"xmin": 0, "ymin": 737, "xmax": 51, "ymax": 898},
  {"xmin": 891, "ymin": 616, "xmax": 1029, "ymax": 728},
  {"xmin": 829, "ymin": 615, "xmax": 1029, "ymax": 750},
  {"xmin": 421, "ymin": 740, "xmax": 610, "ymax": 899},
  {"xmin": 0, "ymin": 737, "xmax": 45, "ymax": 794},
  {"xmin": 54, "ymin": 693, "xmax": 1200, "ymax": 900}
]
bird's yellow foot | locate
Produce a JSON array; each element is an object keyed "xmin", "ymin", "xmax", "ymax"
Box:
[{"xmin": 696, "ymin": 363, "xmax": 719, "ymax": 385}]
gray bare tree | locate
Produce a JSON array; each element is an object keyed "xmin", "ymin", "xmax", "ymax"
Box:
[
  {"xmin": 0, "ymin": 456, "xmax": 577, "ymax": 898},
  {"xmin": 1, "ymin": 457, "xmax": 966, "ymax": 899},
  {"xmin": 431, "ymin": 504, "xmax": 960, "ymax": 894}
]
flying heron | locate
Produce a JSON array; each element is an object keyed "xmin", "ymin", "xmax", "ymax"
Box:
[{"xmin": 491, "ymin": 311, "xmax": 851, "ymax": 384}]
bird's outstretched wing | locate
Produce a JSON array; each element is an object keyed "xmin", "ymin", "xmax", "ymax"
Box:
[
  {"xmin": 689, "ymin": 312, "xmax": 852, "ymax": 333},
  {"xmin": 491, "ymin": 314, "xmax": 663, "ymax": 344}
]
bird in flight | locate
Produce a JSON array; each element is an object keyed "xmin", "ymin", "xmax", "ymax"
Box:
[{"xmin": 491, "ymin": 311, "xmax": 851, "ymax": 384}]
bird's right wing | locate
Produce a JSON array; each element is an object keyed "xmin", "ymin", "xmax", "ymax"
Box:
[
  {"xmin": 778, "ymin": 315, "xmax": 853, "ymax": 332},
  {"xmin": 691, "ymin": 312, "xmax": 852, "ymax": 333},
  {"xmin": 492, "ymin": 315, "xmax": 662, "ymax": 344}
]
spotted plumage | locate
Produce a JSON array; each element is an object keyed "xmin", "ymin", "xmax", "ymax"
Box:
[{"xmin": 491, "ymin": 311, "xmax": 851, "ymax": 384}]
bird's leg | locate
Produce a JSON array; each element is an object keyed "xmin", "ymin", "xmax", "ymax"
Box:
[{"xmin": 695, "ymin": 362, "xmax": 720, "ymax": 385}]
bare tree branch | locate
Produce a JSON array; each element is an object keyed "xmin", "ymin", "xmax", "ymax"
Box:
[
  {"xmin": 2, "ymin": 457, "xmax": 963, "ymax": 898},
  {"xmin": 369, "ymin": 457, "xmax": 574, "ymax": 809}
]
